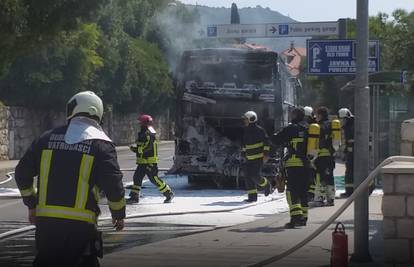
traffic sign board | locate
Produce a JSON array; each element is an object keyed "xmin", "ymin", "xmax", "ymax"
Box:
[
  {"xmin": 200, "ymin": 21, "xmax": 340, "ymax": 39},
  {"xmin": 266, "ymin": 22, "xmax": 339, "ymax": 37},
  {"xmin": 307, "ymin": 39, "xmax": 380, "ymax": 75},
  {"xmin": 207, "ymin": 26, "xmax": 217, "ymax": 37}
]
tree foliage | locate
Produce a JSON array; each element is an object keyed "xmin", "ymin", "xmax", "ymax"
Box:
[
  {"xmin": 348, "ymin": 9, "xmax": 414, "ymax": 71},
  {"xmin": 0, "ymin": 0, "xmax": 104, "ymax": 76},
  {"xmin": 230, "ymin": 3, "xmax": 240, "ymax": 24},
  {"xmin": 0, "ymin": 0, "xmax": 194, "ymax": 115}
]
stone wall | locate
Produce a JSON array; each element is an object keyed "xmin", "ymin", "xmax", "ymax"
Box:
[
  {"xmin": 2, "ymin": 106, "xmax": 172, "ymax": 160},
  {"xmin": 8, "ymin": 107, "xmax": 66, "ymax": 160},
  {"xmin": 104, "ymin": 112, "xmax": 139, "ymax": 146},
  {"xmin": 104, "ymin": 112, "xmax": 172, "ymax": 146},
  {"xmin": 382, "ymin": 163, "xmax": 414, "ymax": 266},
  {"xmin": 381, "ymin": 119, "xmax": 414, "ymax": 266}
]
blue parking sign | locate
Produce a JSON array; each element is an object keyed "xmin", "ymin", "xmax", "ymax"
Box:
[
  {"xmin": 207, "ymin": 26, "xmax": 217, "ymax": 37},
  {"xmin": 279, "ymin": 25, "xmax": 289, "ymax": 35},
  {"xmin": 307, "ymin": 39, "xmax": 379, "ymax": 75}
]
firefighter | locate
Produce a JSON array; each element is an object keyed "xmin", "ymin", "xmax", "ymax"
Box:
[
  {"xmin": 241, "ymin": 111, "xmax": 272, "ymax": 202},
  {"xmin": 338, "ymin": 108, "xmax": 354, "ymax": 197},
  {"xmin": 315, "ymin": 106, "xmax": 341, "ymax": 206},
  {"xmin": 127, "ymin": 114, "xmax": 174, "ymax": 204},
  {"xmin": 304, "ymin": 106, "xmax": 318, "ymax": 203},
  {"xmin": 272, "ymin": 107, "xmax": 317, "ymax": 228},
  {"xmin": 15, "ymin": 91, "xmax": 125, "ymax": 267}
]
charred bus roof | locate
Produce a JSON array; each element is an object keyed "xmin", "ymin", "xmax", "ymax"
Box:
[{"xmin": 178, "ymin": 48, "xmax": 278, "ymax": 68}]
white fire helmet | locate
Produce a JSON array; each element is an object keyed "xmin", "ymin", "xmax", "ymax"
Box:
[
  {"xmin": 338, "ymin": 108, "xmax": 352, "ymax": 118},
  {"xmin": 304, "ymin": 106, "xmax": 313, "ymax": 117},
  {"xmin": 243, "ymin": 111, "xmax": 258, "ymax": 123},
  {"xmin": 66, "ymin": 91, "xmax": 104, "ymax": 122}
]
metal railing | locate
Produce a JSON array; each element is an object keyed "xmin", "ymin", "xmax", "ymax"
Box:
[{"xmin": 244, "ymin": 156, "xmax": 414, "ymax": 267}]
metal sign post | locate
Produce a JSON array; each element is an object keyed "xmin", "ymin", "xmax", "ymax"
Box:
[{"xmin": 351, "ymin": 0, "xmax": 372, "ymax": 262}]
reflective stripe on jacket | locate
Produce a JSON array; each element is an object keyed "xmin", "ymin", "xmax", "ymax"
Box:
[
  {"xmin": 242, "ymin": 124, "xmax": 270, "ymax": 162},
  {"xmin": 132, "ymin": 127, "xmax": 158, "ymax": 164},
  {"xmin": 272, "ymin": 121, "xmax": 309, "ymax": 168},
  {"xmin": 15, "ymin": 125, "xmax": 126, "ymax": 224}
]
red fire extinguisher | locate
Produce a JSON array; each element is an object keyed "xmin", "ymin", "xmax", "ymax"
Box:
[{"xmin": 331, "ymin": 222, "xmax": 348, "ymax": 267}]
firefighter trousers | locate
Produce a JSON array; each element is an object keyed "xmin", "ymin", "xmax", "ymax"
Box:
[
  {"xmin": 33, "ymin": 218, "xmax": 100, "ymax": 267},
  {"xmin": 286, "ymin": 167, "xmax": 309, "ymax": 222},
  {"xmin": 243, "ymin": 160, "xmax": 268, "ymax": 200},
  {"xmin": 345, "ymin": 152, "xmax": 354, "ymax": 195},
  {"xmin": 315, "ymin": 156, "xmax": 335, "ymax": 202},
  {"xmin": 130, "ymin": 164, "xmax": 172, "ymax": 197}
]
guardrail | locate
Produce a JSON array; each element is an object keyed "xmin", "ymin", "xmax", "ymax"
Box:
[{"xmin": 244, "ymin": 156, "xmax": 414, "ymax": 267}]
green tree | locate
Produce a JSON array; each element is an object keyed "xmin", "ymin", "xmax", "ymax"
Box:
[
  {"xmin": 230, "ymin": 3, "xmax": 240, "ymax": 24},
  {"xmin": 0, "ymin": 0, "xmax": 105, "ymax": 77},
  {"xmin": 0, "ymin": 23, "xmax": 104, "ymax": 109}
]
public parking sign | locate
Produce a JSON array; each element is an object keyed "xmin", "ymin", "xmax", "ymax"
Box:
[{"xmin": 307, "ymin": 39, "xmax": 380, "ymax": 75}]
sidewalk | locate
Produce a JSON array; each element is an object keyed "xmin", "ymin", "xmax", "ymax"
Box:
[{"xmin": 101, "ymin": 196, "xmax": 383, "ymax": 267}]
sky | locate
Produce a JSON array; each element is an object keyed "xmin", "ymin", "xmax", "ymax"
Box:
[{"xmin": 178, "ymin": 0, "xmax": 414, "ymax": 22}]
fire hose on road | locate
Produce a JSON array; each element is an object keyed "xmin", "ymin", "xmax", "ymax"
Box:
[
  {"xmin": 0, "ymin": 172, "xmax": 14, "ymax": 186},
  {"xmin": 0, "ymin": 168, "xmax": 282, "ymax": 240},
  {"xmin": 0, "ymin": 194, "xmax": 282, "ymax": 241}
]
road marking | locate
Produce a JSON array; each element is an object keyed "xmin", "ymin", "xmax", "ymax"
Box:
[{"xmin": 0, "ymin": 200, "xmax": 21, "ymax": 209}]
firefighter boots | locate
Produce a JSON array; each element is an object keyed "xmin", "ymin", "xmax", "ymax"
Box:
[
  {"xmin": 126, "ymin": 195, "xmax": 139, "ymax": 204},
  {"xmin": 285, "ymin": 217, "xmax": 304, "ymax": 229},
  {"xmin": 264, "ymin": 180, "xmax": 273, "ymax": 196},
  {"xmin": 244, "ymin": 193, "xmax": 258, "ymax": 203},
  {"xmin": 163, "ymin": 190, "xmax": 174, "ymax": 203}
]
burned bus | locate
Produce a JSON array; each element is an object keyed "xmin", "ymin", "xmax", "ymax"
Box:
[{"xmin": 171, "ymin": 47, "xmax": 295, "ymax": 185}]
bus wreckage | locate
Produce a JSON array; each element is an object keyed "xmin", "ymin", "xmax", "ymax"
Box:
[{"xmin": 170, "ymin": 47, "xmax": 297, "ymax": 186}]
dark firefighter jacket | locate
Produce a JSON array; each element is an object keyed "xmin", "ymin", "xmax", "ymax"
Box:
[
  {"xmin": 15, "ymin": 125, "xmax": 126, "ymax": 225},
  {"xmin": 271, "ymin": 120, "xmax": 309, "ymax": 168},
  {"xmin": 342, "ymin": 116, "xmax": 354, "ymax": 153},
  {"xmin": 130, "ymin": 126, "xmax": 158, "ymax": 164},
  {"xmin": 242, "ymin": 123, "xmax": 270, "ymax": 162},
  {"xmin": 318, "ymin": 119, "xmax": 334, "ymax": 157}
]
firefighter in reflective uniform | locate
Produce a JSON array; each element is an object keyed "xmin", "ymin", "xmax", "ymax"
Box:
[
  {"xmin": 127, "ymin": 114, "xmax": 174, "ymax": 204},
  {"xmin": 304, "ymin": 106, "xmax": 318, "ymax": 202},
  {"xmin": 241, "ymin": 111, "xmax": 272, "ymax": 202},
  {"xmin": 339, "ymin": 108, "xmax": 354, "ymax": 197},
  {"xmin": 15, "ymin": 91, "xmax": 125, "ymax": 267},
  {"xmin": 315, "ymin": 106, "xmax": 341, "ymax": 206},
  {"xmin": 272, "ymin": 107, "xmax": 319, "ymax": 228}
]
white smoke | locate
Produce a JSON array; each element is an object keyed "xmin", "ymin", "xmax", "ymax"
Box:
[{"xmin": 150, "ymin": 3, "xmax": 204, "ymax": 72}]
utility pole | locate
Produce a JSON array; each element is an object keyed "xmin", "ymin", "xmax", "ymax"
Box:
[{"xmin": 351, "ymin": 0, "xmax": 372, "ymax": 262}]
